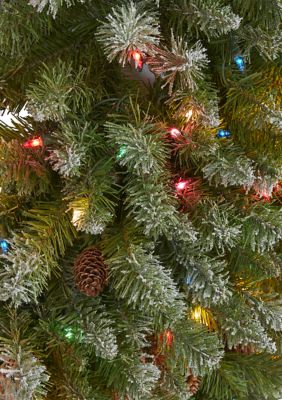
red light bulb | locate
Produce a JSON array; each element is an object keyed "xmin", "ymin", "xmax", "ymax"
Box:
[
  {"xmin": 132, "ymin": 51, "xmax": 141, "ymax": 62},
  {"xmin": 175, "ymin": 179, "xmax": 189, "ymax": 192},
  {"xmin": 170, "ymin": 127, "xmax": 181, "ymax": 139},
  {"xmin": 131, "ymin": 50, "xmax": 143, "ymax": 71},
  {"xmin": 164, "ymin": 329, "xmax": 174, "ymax": 346},
  {"xmin": 23, "ymin": 136, "xmax": 43, "ymax": 149}
]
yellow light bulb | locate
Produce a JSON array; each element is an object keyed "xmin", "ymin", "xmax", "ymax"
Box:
[
  {"xmin": 185, "ymin": 109, "xmax": 193, "ymax": 120},
  {"xmin": 191, "ymin": 306, "xmax": 202, "ymax": 322},
  {"xmin": 72, "ymin": 209, "xmax": 84, "ymax": 227}
]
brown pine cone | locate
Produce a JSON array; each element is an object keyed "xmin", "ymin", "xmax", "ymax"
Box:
[
  {"xmin": 187, "ymin": 368, "xmax": 201, "ymax": 395},
  {"xmin": 233, "ymin": 343, "xmax": 255, "ymax": 354},
  {"xmin": 0, "ymin": 357, "xmax": 19, "ymax": 398},
  {"xmin": 74, "ymin": 246, "xmax": 108, "ymax": 297}
]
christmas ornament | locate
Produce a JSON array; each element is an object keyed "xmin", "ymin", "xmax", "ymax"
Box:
[
  {"xmin": 23, "ymin": 136, "xmax": 43, "ymax": 149},
  {"xmin": 187, "ymin": 368, "xmax": 201, "ymax": 395},
  {"xmin": 0, "ymin": 239, "xmax": 9, "ymax": 254},
  {"xmin": 74, "ymin": 247, "xmax": 108, "ymax": 297},
  {"xmin": 234, "ymin": 55, "xmax": 245, "ymax": 72},
  {"xmin": 217, "ymin": 129, "xmax": 231, "ymax": 138}
]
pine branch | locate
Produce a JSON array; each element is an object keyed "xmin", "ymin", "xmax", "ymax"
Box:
[
  {"xmin": 147, "ymin": 34, "xmax": 209, "ymax": 95},
  {"xmin": 199, "ymin": 352, "xmax": 282, "ymax": 400},
  {"xmin": 170, "ymin": 0, "xmax": 241, "ymax": 41},
  {"xmin": 26, "ymin": 60, "xmax": 94, "ymax": 121},
  {"xmin": 0, "ymin": 139, "xmax": 52, "ymax": 196},
  {"xmin": 96, "ymin": 1, "xmax": 160, "ymax": 66},
  {"xmin": 169, "ymin": 317, "xmax": 224, "ymax": 375},
  {"xmin": 105, "ymin": 120, "xmax": 169, "ymax": 177},
  {"xmin": 108, "ymin": 245, "xmax": 186, "ymax": 323},
  {"xmin": 0, "ymin": 308, "xmax": 49, "ymax": 400}
]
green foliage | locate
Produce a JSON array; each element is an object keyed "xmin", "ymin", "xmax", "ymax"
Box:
[
  {"xmin": 22, "ymin": 201, "xmax": 77, "ymax": 261},
  {"xmin": 169, "ymin": 318, "xmax": 224, "ymax": 375},
  {"xmin": 0, "ymin": 139, "xmax": 52, "ymax": 196},
  {"xmin": 198, "ymin": 352, "xmax": 282, "ymax": 400},
  {"xmin": 202, "ymin": 143, "xmax": 255, "ymax": 189},
  {"xmin": 194, "ymin": 201, "xmax": 242, "ymax": 253},
  {"xmin": 241, "ymin": 205, "xmax": 282, "ymax": 253},
  {"xmin": 27, "ymin": 60, "xmax": 94, "ymax": 121},
  {"xmin": 0, "ymin": 0, "xmax": 53, "ymax": 57},
  {"xmin": 0, "ymin": 0, "xmax": 281, "ymax": 398},
  {"xmin": 109, "ymin": 245, "xmax": 186, "ymax": 323},
  {"xmin": 106, "ymin": 120, "xmax": 168, "ymax": 177},
  {"xmin": 177, "ymin": 247, "xmax": 232, "ymax": 307},
  {"xmin": 172, "ymin": 0, "xmax": 241, "ymax": 40},
  {"xmin": 0, "ymin": 308, "xmax": 49, "ymax": 399},
  {"xmin": 96, "ymin": 1, "xmax": 160, "ymax": 65}
]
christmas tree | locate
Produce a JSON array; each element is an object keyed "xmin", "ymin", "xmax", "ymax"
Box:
[{"xmin": 0, "ymin": 0, "xmax": 281, "ymax": 399}]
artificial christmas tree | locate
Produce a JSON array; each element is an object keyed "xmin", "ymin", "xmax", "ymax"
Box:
[{"xmin": 0, "ymin": 0, "xmax": 281, "ymax": 399}]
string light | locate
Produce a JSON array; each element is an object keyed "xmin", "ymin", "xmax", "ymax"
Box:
[
  {"xmin": 190, "ymin": 306, "xmax": 212, "ymax": 328},
  {"xmin": 23, "ymin": 136, "xmax": 43, "ymax": 149},
  {"xmin": 169, "ymin": 127, "xmax": 181, "ymax": 139},
  {"xmin": 185, "ymin": 109, "xmax": 193, "ymax": 121},
  {"xmin": 191, "ymin": 306, "xmax": 202, "ymax": 323},
  {"xmin": 217, "ymin": 129, "xmax": 231, "ymax": 139},
  {"xmin": 175, "ymin": 179, "xmax": 189, "ymax": 192},
  {"xmin": 61, "ymin": 325, "xmax": 84, "ymax": 342},
  {"xmin": 185, "ymin": 275, "xmax": 193, "ymax": 285},
  {"xmin": 160, "ymin": 329, "xmax": 174, "ymax": 347},
  {"xmin": 117, "ymin": 145, "xmax": 127, "ymax": 159},
  {"xmin": 0, "ymin": 239, "xmax": 9, "ymax": 254},
  {"xmin": 234, "ymin": 55, "xmax": 245, "ymax": 72},
  {"xmin": 131, "ymin": 50, "xmax": 143, "ymax": 71},
  {"xmin": 72, "ymin": 208, "xmax": 84, "ymax": 227}
]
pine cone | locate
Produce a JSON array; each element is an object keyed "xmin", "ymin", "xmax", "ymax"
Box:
[
  {"xmin": 187, "ymin": 368, "xmax": 201, "ymax": 395},
  {"xmin": 74, "ymin": 246, "xmax": 108, "ymax": 297},
  {"xmin": 0, "ymin": 357, "xmax": 18, "ymax": 398},
  {"xmin": 233, "ymin": 344, "xmax": 255, "ymax": 354}
]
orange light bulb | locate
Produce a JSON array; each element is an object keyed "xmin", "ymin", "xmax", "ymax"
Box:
[{"xmin": 23, "ymin": 136, "xmax": 43, "ymax": 149}]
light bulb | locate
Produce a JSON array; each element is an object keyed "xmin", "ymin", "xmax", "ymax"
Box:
[
  {"xmin": 185, "ymin": 109, "xmax": 193, "ymax": 120},
  {"xmin": 72, "ymin": 209, "xmax": 84, "ymax": 227},
  {"xmin": 0, "ymin": 239, "xmax": 9, "ymax": 254},
  {"xmin": 175, "ymin": 179, "xmax": 189, "ymax": 191},
  {"xmin": 234, "ymin": 55, "xmax": 245, "ymax": 72},
  {"xmin": 191, "ymin": 306, "xmax": 202, "ymax": 322},
  {"xmin": 132, "ymin": 51, "xmax": 141, "ymax": 61},
  {"xmin": 23, "ymin": 136, "xmax": 43, "ymax": 148},
  {"xmin": 170, "ymin": 127, "xmax": 181, "ymax": 138}
]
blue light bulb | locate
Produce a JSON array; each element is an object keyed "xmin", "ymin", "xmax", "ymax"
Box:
[
  {"xmin": 217, "ymin": 129, "xmax": 231, "ymax": 139},
  {"xmin": 234, "ymin": 55, "xmax": 245, "ymax": 72},
  {"xmin": 0, "ymin": 240, "xmax": 9, "ymax": 254},
  {"xmin": 217, "ymin": 129, "xmax": 226, "ymax": 138},
  {"xmin": 185, "ymin": 276, "xmax": 193, "ymax": 285}
]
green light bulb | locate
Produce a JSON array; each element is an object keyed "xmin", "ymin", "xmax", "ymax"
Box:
[{"xmin": 117, "ymin": 145, "xmax": 127, "ymax": 159}]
